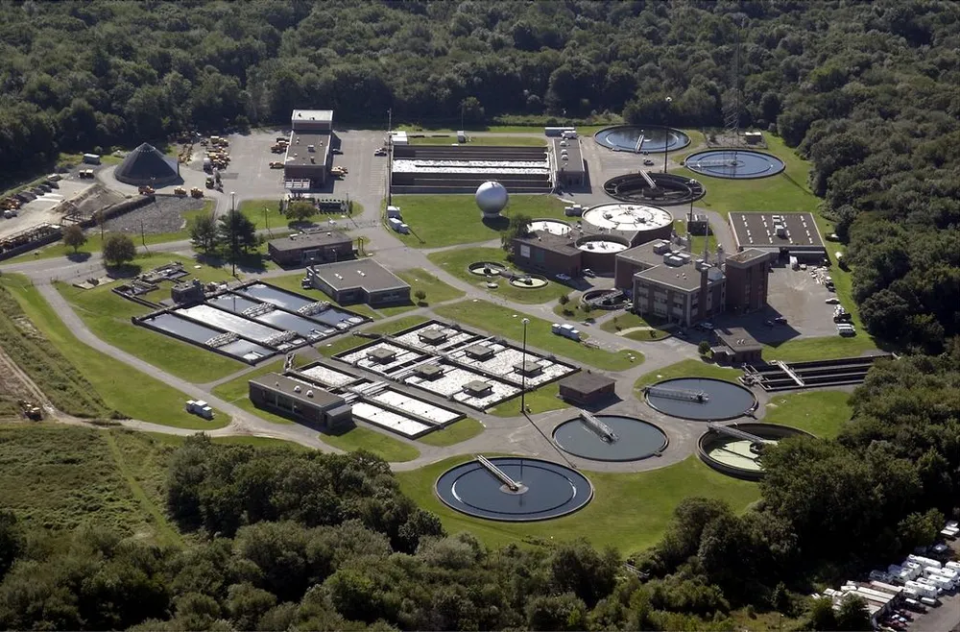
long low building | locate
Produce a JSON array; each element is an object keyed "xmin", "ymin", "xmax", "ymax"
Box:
[
  {"xmin": 391, "ymin": 145, "xmax": 552, "ymax": 193},
  {"xmin": 284, "ymin": 109, "xmax": 333, "ymax": 191},
  {"xmin": 267, "ymin": 231, "xmax": 354, "ymax": 267},
  {"xmin": 305, "ymin": 258, "xmax": 410, "ymax": 307},
  {"xmin": 249, "ymin": 373, "xmax": 353, "ymax": 431}
]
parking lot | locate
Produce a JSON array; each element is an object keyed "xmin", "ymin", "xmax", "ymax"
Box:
[{"xmin": 764, "ymin": 265, "xmax": 842, "ymax": 337}]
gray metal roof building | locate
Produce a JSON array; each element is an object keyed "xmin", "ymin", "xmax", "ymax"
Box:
[
  {"xmin": 305, "ymin": 258, "xmax": 410, "ymax": 307},
  {"xmin": 729, "ymin": 212, "xmax": 826, "ymax": 261}
]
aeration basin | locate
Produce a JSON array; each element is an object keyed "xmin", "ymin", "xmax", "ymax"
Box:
[
  {"xmin": 645, "ymin": 377, "xmax": 758, "ymax": 421},
  {"xmin": 553, "ymin": 414, "xmax": 668, "ymax": 462},
  {"xmin": 683, "ymin": 150, "xmax": 785, "ymax": 179},
  {"xmin": 435, "ymin": 457, "xmax": 593, "ymax": 521}
]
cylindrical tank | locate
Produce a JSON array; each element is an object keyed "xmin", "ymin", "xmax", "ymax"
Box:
[
  {"xmin": 476, "ymin": 181, "xmax": 509, "ymax": 219},
  {"xmin": 575, "ymin": 234, "xmax": 630, "ymax": 274}
]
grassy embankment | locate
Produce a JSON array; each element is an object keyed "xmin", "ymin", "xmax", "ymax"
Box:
[
  {"xmin": 427, "ymin": 247, "xmax": 567, "ymax": 305},
  {"xmin": 435, "ymin": 300, "xmax": 641, "ymax": 372},
  {"xmin": 387, "ymin": 195, "xmax": 568, "ymax": 249},
  {"xmin": 0, "ymin": 274, "xmax": 228, "ymax": 429},
  {"xmin": 397, "ymin": 455, "xmax": 759, "ymax": 555},
  {"xmin": 596, "ymin": 310, "xmax": 672, "ymax": 341}
]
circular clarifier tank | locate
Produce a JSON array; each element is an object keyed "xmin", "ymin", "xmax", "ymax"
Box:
[
  {"xmin": 553, "ymin": 414, "xmax": 668, "ymax": 462},
  {"xmin": 698, "ymin": 423, "xmax": 814, "ymax": 480},
  {"xmin": 644, "ymin": 378, "xmax": 758, "ymax": 421},
  {"xmin": 436, "ymin": 457, "xmax": 593, "ymax": 522},
  {"xmin": 595, "ymin": 126, "xmax": 691, "ymax": 153},
  {"xmin": 683, "ymin": 150, "xmax": 785, "ymax": 179},
  {"xmin": 581, "ymin": 203, "xmax": 673, "ymax": 237},
  {"xmin": 529, "ymin": 219, "xmax": 571, "ymax": 236}
]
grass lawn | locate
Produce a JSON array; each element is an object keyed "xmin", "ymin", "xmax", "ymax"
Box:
[
  {"xmin": 8, "ymin": 201, "xmax": 215, "ymax": 263},
  {"xmin": 634, "ymin": 359, "xmax": 742, "ymax": 390},
  {"xmin": 397, "ymin": 455, "xmax": 759, "ymax": 554},
  {"xmin": 674, "ymin": 217, "xmax": 718, "ymax": 255},
  {"xmin": 396, "ymin": 268, "xmax": 465, "ymax": 306},
  {"xmin": 266, "ymin": 273, "xmax": 382, "ymax": 321},
  {"xmin": 410, "ymin": 135, "xmax": 546, "ymax": 147},
  {"xmin": 237, "ymin": 198, "xmax": 358, "ymax": 232},
  {"xmin": 675, "ymin": 135, "xmax": 819, "ymax": 216},
  {"xmin": 762, "ymin": 390, "xmax": 852, "ymax": 439},
  {"xmin": 434, "ymin": 300, "xmax": 641, "ymax": 371},
  {"xmin": 417, "ymin": 418, "xmax": 485, "ymax": 447},
  {"xmin": 762, "ymin": 334, "xmax": 879, "ymax": 363},
  {"xmin": 485, "ymin": 382, "xmax": 570, "ymax": 418},
  {"xmin": 427, "ymin": 247, "xmax": 565, "ymax": 304},
  {"xmin": 0, "ymin": 424, "xmax": 180, "ymax": 545},
  {"xmin": 388, "ymin": 195, "xmax": 568, "ymax": 248},
  {"xmin": 598, "ymin": 310, "xmax": 672, "ymax": 341},
  {"xmin": 319, "ymin": 426, "xmax": 419, "ymax": 463},
  {"xmin": 317, "ymin": 315, "xmax": 430, "ymax": 357},
  {"xmin": 56, "ymin": 281, "xmax": 243, "ymax": 384},
  {"xmin": 1, "ymin": 275, "xmax": 228, "ymax": 429}
]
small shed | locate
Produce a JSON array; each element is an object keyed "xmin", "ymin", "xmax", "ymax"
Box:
[
  {"xmin": 418, "ymin": 327, "xmax": 448, "ymax": 346},
  {"xmin": 464, "ymin": 344, "xmax": 495, "ymax": 361},
  {"xmin": 415, "ymin": 364, "xmax": 443, "ymax": 380},
  {"xmin": 558, "ymin": 372, "xmax": 616, "ymax": 405},
  {"xmin": 367, "ymin": 347, "xmax": 397, "ymax": 363},
  {"xmin": 463, "ymin": 380, "xmax": 493, "ymax": 397},
  {"xmin": 713, "ymin": 327, "xmax": 763, "ymax": 364},
  {"xmin": 513, "ymin": 360, "xmax": 543, "ymax": 376}
]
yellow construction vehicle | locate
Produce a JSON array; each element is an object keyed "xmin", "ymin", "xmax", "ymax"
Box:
[
  {"xmin": 190, "ymin": 188, "xmax": 204, "ymax": 198},
  {"xmin": 138, "ymin": 185, "xmax": 155, "ymax": 195},
  {"xmin": 173, "ymin": 186, "xmax": 186, "ymax": 196},
  {"xmin": 205, "ymin": 176, "xmax": 215, "ymax": 189}
]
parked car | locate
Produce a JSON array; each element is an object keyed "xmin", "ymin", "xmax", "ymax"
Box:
[
  {"xmin": 582, "ymin": 268, "xmax": 596, "ymax": 277},
  {"xmin": 331, "ymin": 147, "xmax": 343, "ymax": 154},
  {"xmin": 773, "ymin": 316, "xmax": 788, "ymax": 324},
  {"xmin": 643, "ymin": 159, "xmax": 654, "ymax": 166},
  {"xmin": 825, "ymin": 297, "xmax": 841, "ymax": 304},
  {"xmin": 374, "ymin": 148, "xmax": 387, "ymax": 156},
  {"xmin": 555, "ymin": 273, "xmax": 571, "ymax": 281}
]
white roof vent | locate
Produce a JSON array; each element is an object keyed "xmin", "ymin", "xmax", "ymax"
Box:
[
  {"xmin": 306, "ymin": 390, "xmax": 314, "ymax": 398},
  {"xmin": 293, "ymin": 385, "xmax": 301, "ymax": 393}
]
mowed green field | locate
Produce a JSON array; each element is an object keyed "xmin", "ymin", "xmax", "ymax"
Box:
[
  {"xmin": 0, "ymin": 425, "xmax": 180, "ymax": 545},
  {"xmin": 434, "ymin": 300, "xmax": 641, "ymax": 371},
  {"xmin": 318, "ymin": 426, "xmax": 420, "ymax": 463},
  {"xmin": 417, "ymin": 418, "xmax": 485, "ymax": 447},
  {"xmin": 397, "ymin": 455, "xmax": 760, "ymax": 555},
  {"xmin": 675, "ymin": 135, "xmax": 819, "ymax": 216},
  {"xmin": 762, "ymin": 390, "xmax": 852, "ymax": 439},
  {"xmin": 1, "ymin": 275, "xmax": 228, "ymax": 429},
  {"xmin": 484, "ymin": 382, "xmax": 570, "ymax": 418},
  {"xmin": 427, "ymin": 247, "xmax": 565, "ymax": 304},
  {"xmin": 388, "ymin": 195, "xmax": 569, "ymax": 248}
]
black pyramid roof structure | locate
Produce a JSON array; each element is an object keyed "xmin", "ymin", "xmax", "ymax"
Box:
[{"xmin": 114, "ymin": 143, "xmax": 181, "ymax": 186}]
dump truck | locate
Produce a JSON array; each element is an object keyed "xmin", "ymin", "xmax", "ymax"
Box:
[
  {"xmin": 190, "ymin": 188, "xmax": 204, "ymax": 198},
  {"xmin": 205, "ymin": 176, "xmax": 215, "ymax": 189},
  {"xmin": 78, "ymin": 169, "xmax": 95, "ymax": 178},
  {"xmin": 138, "ymin": 185, "xmax": 155, "ymax": 195},
  {"xmin": 173, "ymin": 186, "xmax": 186, "ymax": 196},
  {"xmin": 271, "ymin": 143, "xmax": 286, "ymax": 153},
  {"xmin": 269, "ymin": 161, "xmax": 284, "ymax": 169},
  {"xmin": 19, "ymin": 400, "xmax": 42, "ymax": 421}
]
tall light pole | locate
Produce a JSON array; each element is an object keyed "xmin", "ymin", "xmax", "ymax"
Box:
[
  {"xmin": 663, "ymin": 96, "xmax": 673, "ymax": 173},
  {"xmin": 520, "ymin": 318, "xmax": 530, "ymax": 414},
  {"xmin": 230, "ymin": 191, "xmax": 237, "ymax": 278}
]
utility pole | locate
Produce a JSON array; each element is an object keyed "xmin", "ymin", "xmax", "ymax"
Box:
[
  {"xmin": 140, "ymin": 218, "xmax": 146, "ymax": 249},
  {"xmin": 386, "ymin": 108, "xmax": 393, "ymax": 206}
]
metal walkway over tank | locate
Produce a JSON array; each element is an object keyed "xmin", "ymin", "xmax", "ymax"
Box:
[
  {"xmin": 707, "ymin": 423, "xmax": 769, "ymax": 444},
  {"xmin": 476, "ymin": 455, "xmax": 521, "ymax": 491},
  {"xmin": 645, "ymin": 385, "xmax": 709, "ymax": 403},
  {"xmin": 579, "ymin": 410, "xmax": 619, "ymax": 443}
]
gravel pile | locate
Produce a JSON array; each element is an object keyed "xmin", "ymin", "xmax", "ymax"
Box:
[{"xmin": 102, "ymin": 196, "xmax": 207, "ymax": 235}]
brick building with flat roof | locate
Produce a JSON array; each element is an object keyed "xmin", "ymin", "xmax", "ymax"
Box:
[
  {"xmin": 511, "ymin": 231, "xmax": 582, "ymax": 278},
  {"xmin": 268, "ymin": 231, "xmax": 353, "ymax": 267},
  {"xmin": 723, "ymin": 248, "xmax": 771, "ymax": 315},
  {"xmin": 248, "ymin": 373, "xmax": 352, "ymax": 431}
]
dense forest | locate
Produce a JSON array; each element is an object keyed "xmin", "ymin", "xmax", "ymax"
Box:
[
  {"xmin": 1, "ymin": 353, "xmax": 957, "ymax": 632},
  {"xmin": 0, "ymin": 0, "xmax": 957, "ymax": 347}
]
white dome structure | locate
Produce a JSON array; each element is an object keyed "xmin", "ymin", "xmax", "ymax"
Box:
[{"xmin": 475, "ymin": 181, "xmax": 509, "ymax": 218}]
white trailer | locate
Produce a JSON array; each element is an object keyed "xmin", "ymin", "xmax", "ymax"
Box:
[
  {"xmin": 908, "ymin": 555, "xmax": 942, "ymax": 569},
  {"xmin": 920, "ymin": 596, "xmax": 938, "ymax": 607},
  {"xmin": 905, "ymin": 581, "xmax": 938, "ymax": 600},
  {"xmin": 869, "ymin": 581, "xmax": 902, "ymax": 596},
  {"xmin": 386, "ymin": 205, "xmax": 402, "ymax": 219}
]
